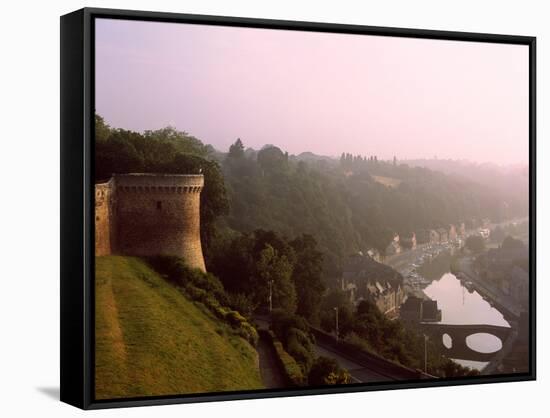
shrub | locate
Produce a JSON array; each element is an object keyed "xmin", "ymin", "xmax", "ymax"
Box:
[
  {"xmin": 286, "ymin": 328, "xmax": 315, "ymax": 373},
  {"xmin": 268, "ymin": 331, "xmax": 305, "ymax": 386},
  {"xmin": 226, "ymin": 292, "xmax": 254, "ymax": 317},
  {"xmin": 147, "ymin": 256, "xmax": 227, "ymax": 303},
  {"xmin": 238, "ymin": 322, "xmax": 259, "ymax": 347},
  {"xmin": 148, "ymin": 255, "xmax": 259, "ymax": 347},
  {"xmin": 270, "ymin": 309, "xmax": 309, "ymax": 342},
  {"xmin": 225, "ymin": 310, "xmax": 247, "ymax": 328},
  {"xmin": 184, "ymin": 283, "xmax": 207, "ymax": 302},
  {"xmin": 308, "ymin": 356, "xmax": 352, "ymax": 386},
  {"xmin": 270, "ymin": 310, "xmax": 316, "ymax": 374}
]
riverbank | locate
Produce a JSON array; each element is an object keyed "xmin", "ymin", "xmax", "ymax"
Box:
[{"xmin": 456, "ymin": 256, "xmax": 522, "ymax": 320}]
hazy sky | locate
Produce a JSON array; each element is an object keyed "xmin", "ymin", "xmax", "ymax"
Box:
[{"xmin": 95, "ymin": 18, "xmax": 529, "ymax": 165}]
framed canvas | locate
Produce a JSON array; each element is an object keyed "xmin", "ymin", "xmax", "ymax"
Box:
[{"xmin": 60, "ymin": 7, "xmax": 536, "ymax": 410}]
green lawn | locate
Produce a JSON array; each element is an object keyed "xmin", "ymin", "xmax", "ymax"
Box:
[{"xmin": 95, "ymin": 256, "xmax": 263, "ymax": 400}]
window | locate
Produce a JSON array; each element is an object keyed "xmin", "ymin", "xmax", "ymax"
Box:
[{"xmin": 156, "ymin": 201, "xmax": 162, "ymax": 210}]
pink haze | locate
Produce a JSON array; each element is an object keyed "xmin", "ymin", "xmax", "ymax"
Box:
[{"xmin": 95, "ymin": 18, "xmax": 529, "ymax": 165}]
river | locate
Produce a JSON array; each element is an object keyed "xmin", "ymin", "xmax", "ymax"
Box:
[{"xmin": 420, "ymin": 254, "xmax": 510, "ymax": 370}]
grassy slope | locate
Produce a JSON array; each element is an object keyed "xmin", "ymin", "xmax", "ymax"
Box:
[{"xmin": 95, "ymin": 256, "xmax": 263, "ymax": 400}]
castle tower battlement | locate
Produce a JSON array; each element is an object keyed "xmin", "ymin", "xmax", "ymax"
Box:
[{"xmin": 94, "ymin": 173, "xmax": 206, "ymax": 272}]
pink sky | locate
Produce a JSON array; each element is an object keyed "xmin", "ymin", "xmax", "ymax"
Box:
[{"xmin": 95, "ymin": 18, "xmax": 529, "ymax": 165}]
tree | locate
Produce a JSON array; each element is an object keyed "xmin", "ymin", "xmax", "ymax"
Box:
[
  {"xmin": 465, "ymin": 235, "xmax": 486, "ymax": 254},
  {"xmin": 290, "ymin": 234, "xmax": 325, "ymax": 324},
  {"xmin": 308, "ymin": 356, "xmax": 352, "ymax": 385},
  {"xmin": 95, "ymin": 114, "xmax": 111, "ymax": 142},
  {"xmin": 501, "ymin": 235, "xmax": 525, "ymax": 250},
  {"xmin": 228, "ymin": 138, "xmax": 245, "ymax": 159},
  {"xmin": 256, "ymin": 244, "xmax": 297, "ymax": 313},
  {"xmin": 144, "ymin": 126, "xmax": 210, "ymax": 156},
  {"xmin": 340, "ymin": 153, "xmax": 346, "ymax": 168},
  {"xmin": 257, "ymin": 145, "xmax": 287, "ymax": 173},
  {"xmin": 490, "ymin": 226, "xmax": 506, "ymax": 243}
]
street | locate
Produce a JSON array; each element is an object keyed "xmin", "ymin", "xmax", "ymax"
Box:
[{"xmin": 314, "ymin": 344, "xmax": 394, "ymax": 383}]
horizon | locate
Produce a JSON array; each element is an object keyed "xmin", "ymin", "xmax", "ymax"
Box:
[{"xmin": 96, "ymin": 19, "xmax": 529, "ymax": 166}]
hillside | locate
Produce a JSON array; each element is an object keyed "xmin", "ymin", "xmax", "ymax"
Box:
[{"xmin": 95, "ymin": 256, "xmax": 263, "ymax": 400}]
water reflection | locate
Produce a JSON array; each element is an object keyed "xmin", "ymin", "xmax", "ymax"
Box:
[{"xmin": 423, "ymin": 272, "xmax": 510, "ymax": 370}]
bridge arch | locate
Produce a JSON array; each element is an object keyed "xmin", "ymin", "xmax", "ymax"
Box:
[{"xmin": 418, "ymin": 323, "xmax": 511, "ymax": 362}]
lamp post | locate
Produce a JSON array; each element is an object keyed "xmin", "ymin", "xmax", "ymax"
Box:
[
  {"xmin": 268, "ymin": 280, "xmax": 274, "ymax": 313},
  {"xmin": 424, "ymin": 334, "xmax": 429, "ymax": 374},
  {"xmin": 334, "ymin": 307, "xmax": 339, "ymax": 342}
]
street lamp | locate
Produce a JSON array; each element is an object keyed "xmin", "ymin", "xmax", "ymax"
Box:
[
  {"xmin": 423, "ymin": 334, "xmax": 429, "ymax": 374},
  {"xmin": 268, "ymin": 280, "xmax": 274, "ymax": 313},
  {"xmin": 334, "ymin": 307, "xmax": 339, "ymax": 342}
]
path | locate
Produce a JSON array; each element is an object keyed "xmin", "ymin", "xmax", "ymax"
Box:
[{"xmin": 257, "ymin": 332, "xmax": 286, "ymax": 389}]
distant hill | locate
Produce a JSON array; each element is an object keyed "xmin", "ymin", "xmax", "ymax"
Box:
[
  {"xmin": 291, "ymin": 151, "xmax": 337, "ymax": 164},
  {"xmin": 402, "ymin": 159, "xmax": 528, "ymax": 209},
  {"xmin": 95, "ymin": 256, "xmax": 263, "ymax": 399}
]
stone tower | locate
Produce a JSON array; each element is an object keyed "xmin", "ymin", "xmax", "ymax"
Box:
[{"xmin": 94, "ymin": 173, "xmax": 206, "ymax": 272}]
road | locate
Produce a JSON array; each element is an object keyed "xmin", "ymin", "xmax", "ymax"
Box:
[
  {"xmin": 384, "ymin": 243, "xmax": 431, "ymax": 272},
  {"xmin": 314, "ymin": 343, "xmax": 394, "ymax": 383},
  {"xmin": 254, "ymin": 315, "xmax": 397, "ymax": 384}
]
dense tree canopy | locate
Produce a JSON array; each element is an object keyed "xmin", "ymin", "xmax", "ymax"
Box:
[{"xmin": 221, "ymin": 139, "xmax": 517, "ymax": 277}]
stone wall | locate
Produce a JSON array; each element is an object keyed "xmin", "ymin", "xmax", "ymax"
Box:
[{"xmin": 94, "ymin": 174, "xmax": 206, "ymax": 272}]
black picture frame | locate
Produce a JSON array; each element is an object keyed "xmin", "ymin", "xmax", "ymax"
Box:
[{"xmin": 60, "ymin": 7, "xmax": 537, "ymax": 410}]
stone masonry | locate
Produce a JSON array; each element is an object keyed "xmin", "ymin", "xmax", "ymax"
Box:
[{"xmin": 94, "ymin": 173, "xmax": 206, "ymax": 272}]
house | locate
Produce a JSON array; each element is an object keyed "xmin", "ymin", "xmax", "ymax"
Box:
[
  {"xmin": 367, "ymin": 248, "xmax": 381, "ymax": 262},
  {"xmin": 416, "ymin": 229, "xmax": 430, "ymax": 245},
  {"xmin": 437, "ymin": 228, "xmax": 448, "ymax": 243},
  {"xmin": 421, "ymin": 300, "xmax": 442, "ymax": 322},
  {"xmin": 365, "ymin": 280, "xmax": 404, "ymax": 317},
  {"xmin": 400, "ymin": 296, "xmax": 442, "ymax": 324},
  {"xmin": 341, "ymin": 278, "xmax": 358, "ymax": 304},
  {"xmin": 478, "ymin": 228, "xmax": 490, "ymax": 239},
  {"xmin": 458, "ymin": 222, "xmax": 466, "ymax": 238},
  {"xmin": 400, "ymin": 296, "xmax": 423, "ymax": 323},
  {"xmin": 429, "ymin": 229, "xmax": 440, "ymax": 244},
  {"xmin": 385, "ymin": 234, "xmax": 401, "ymax": 256},
  {"xmin": 448, "ymin": 225, "xmax": 458, "ymax": 242},
  {"xmin": 342, "ymin": 252, "xmax": 404, "ymax": 317},
  {"xmin": 400, "ymin": 232, "xmax": 417, "ymax": 250}
]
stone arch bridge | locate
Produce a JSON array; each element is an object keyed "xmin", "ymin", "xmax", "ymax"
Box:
[{"xmin": 418, "ymin": 323, "xmax": 512, "ymax": 362}]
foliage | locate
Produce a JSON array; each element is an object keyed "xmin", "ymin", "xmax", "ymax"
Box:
[
  {"xmin": 267, "ymin": 331, "xmax": 305, "ymax": 386},
  {"xmin": 221, "ymin": 139, "xmax": 519, "ymax": 276},
  {"xmin": 501, "ymin": 235, "xmax": 525, "ymax": 250},
  {"xmin": 466, "ymin": 235, "xmax": 486, "ymax": 254},
  {"xmin": 270, "ymin": 309, "xmax": 316, "ymax": 375},
  {"xmin": 257, "ymin": 244, "xmax": 297, "ymax": 314},
  {"xmin": 147, "ymin": 256, "xmax": 258, "ymax": 346},
  {"xmin": 308, "ymin": 356, "xmax": 352, "ymax": 386},
  {"xmin": 209, "ymin": 230, "xmax": 325, "ymax": 323},
  {"xmin": 290, "ymin": 234, "xmax": 325, "ymax": 324}
]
